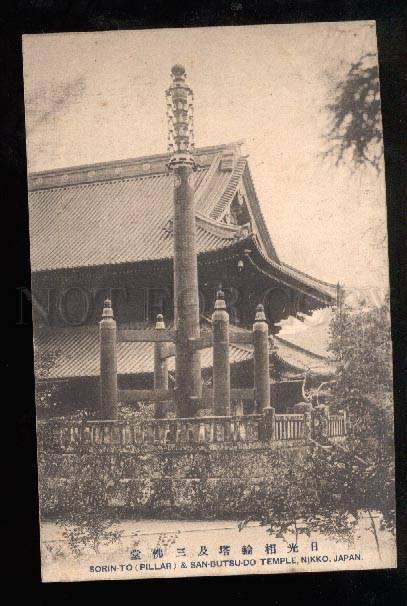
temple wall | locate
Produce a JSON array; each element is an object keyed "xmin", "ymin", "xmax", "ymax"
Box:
[
  {"xmin": 38, "ymin": 406, "xmax": 346, "ymax": 519},
  {"xmin": 39, "ymin": 441, "xmax": 315, "ymax": 519},
  {"xmin": 30, "ymin": 257, "xmax": 321, "ymax": 331}
]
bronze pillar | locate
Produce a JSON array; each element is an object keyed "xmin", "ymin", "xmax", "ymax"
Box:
[
  {"xmin": 166, "ymin": 64, "xmax": 202, "ymax": 417},
  {"xmin": 172, "ymin": 160, "xmax": 202, "ymax": 417}
]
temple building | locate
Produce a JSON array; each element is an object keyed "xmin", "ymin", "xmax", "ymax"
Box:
[
  {"xmin": 29, "ymin": 69, "xmax": 337, "ymax": 417},
  {"xmin": 29, "ymin": 142, "xmax": 336, "ymax": 415}
]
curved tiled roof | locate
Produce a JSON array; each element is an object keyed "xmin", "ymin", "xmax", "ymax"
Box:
[
  {"xmin": 28, "ymin": 142, "xmax": 336, "ymax": 301},
  {"xmin": 242, "ymin": 233, "xmax": 337, "ymax": 301},
  {"xmin": 34, "ymin": 322, "xmax": 334, "ymax": 381},
  {"xmin": 34, "ymin": 326, "xmax": 252, "ymax": 380},
  {"xmin": 29, "ymin": 163, "xmax": 240, "ymax": 272},
  {"xmin": 273, "ymin": 337, "xmax": 335, "ymax": 377}
]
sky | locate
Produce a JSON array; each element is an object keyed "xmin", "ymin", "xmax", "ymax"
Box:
[{"xmin": 22, "ymin": 22, "xmax": 389, "ymax": 292}]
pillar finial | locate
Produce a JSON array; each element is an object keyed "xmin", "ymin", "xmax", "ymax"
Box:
[
  {"xmin": 155, "ymin": 313, "xmax": 166, "ymax": 329},
  {"xmin": 102, "ymin": 298, "xmax": 114, "ymax": 319},
  {"xmin": 255, "ymin": 303, "xmax": 266, "ymax": 322},
  {"xmin": 214, "ymin": 289, "xmax": 226, "ymax": 310},
  {"xmin": 171, "ymin": 64, "xmax": 186, "ymax": 79},
  {"xmin": 166, "ymin": 63, "xmax": 195, "ymax": 162}
]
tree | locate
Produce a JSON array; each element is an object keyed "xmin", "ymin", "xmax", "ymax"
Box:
[
  {"xmin": 239, "ymin": 448, "xmax": 359, "ymax": 545},
  {"xmin": 55, "ymin": 453, "xmax": 124, "ymax": 557},
  {"xmin": 329, "ymin": 295, "xmax": 393, "ymax": 399},
  {"xmin": 38, "ymin": 434, "xmax": 125, "ymax": 557},
  {"xmin": 241, "ymin": 296, "xmax": 395, "ymax": 547},
  {"xmin": 328, "ymin": 296, "xmax": 395, "ymax": 533},
  {"xmin": 324, "ymin": 52, "xmax": 383, "ymax": 172},
  {"xmin": 33, "ymin": 345, "xmax": 62, "ymax": 413}
]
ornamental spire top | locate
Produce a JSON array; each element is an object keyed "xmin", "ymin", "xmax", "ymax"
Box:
[{"xmin": 166, "ymin": 64, "xmax": 195, "ymax": 157}]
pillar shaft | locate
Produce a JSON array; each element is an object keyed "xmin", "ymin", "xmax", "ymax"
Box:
[
  {"xmin": 99, "ymin": 300, "xmax": 118, "ymax": 420},
  {"xmin": 154, "ymin": 344, "xmax": 169, "ymax": 390},
  {"xmin": 173, "ymin": 162, "xmax": 202, "ymax": 417},
  {"xmin": 154, "ymin": 314, "xmax": 169, "ymax": 418},
  {"xmin": 212, "ymin": 292, "xmax": 230, "ymax": 416},
  {"xmin": 263, "ymin": 406, "xmax": 276, "ymax": 441},
  {"xmin": 253, "ymin": 304, "xmax": 270, "ymax": 411}
]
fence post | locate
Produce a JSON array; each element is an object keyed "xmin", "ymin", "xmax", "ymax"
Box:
[
  {"xmin": 304, "ymin": 411, "xmax": 312, "ymax": 440},
  {"xmin": 339, "ymin": 409, "xmax": 348, "ymax": 436},
  {"xmin": 253, "ymin": 304, "xmax": 270, "ymax": 411},
  {"xmin": 294, "ymin": 402, "xmax": 313, "ymax": 440},
  {"xmin": 233, "ymin": 401, "xmax": 244, "ymax": 417},
  {"xmin": 99, "ymin": 299, "xmax": 118, "ymax": 420},
  {"xmin": 263, "ymin": 406, "xmax": 276, "ymax": 442},
  {"xmin": 311, "ymin": 404, "xmax": 330, "ymax": 444},
  {"xmin": 154, "ymin": 314, "xmax": 169, "ymax": 418},
  {"xmin": 212, "ymin": 289, "xmax": 231, "ymax": 416}
]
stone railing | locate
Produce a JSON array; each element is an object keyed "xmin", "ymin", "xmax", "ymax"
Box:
[
  {"xmin": 39, "ymin": 415, "xmax": 264, "ymax": 450},
  {"xmin": 329, "ymin": 413, "xmax": 347, "ymax": 437},
  {"xmin": 38, "ymin": 408, "xmax": 347, "ymax": 452},
  {"xmin": 274, "ymin": 414, "xmax": 306, "ymax": 441}
]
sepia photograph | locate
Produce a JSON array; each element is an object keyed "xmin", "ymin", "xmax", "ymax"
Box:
[{"xmin": 22, "ymin": 22, "xmax": 396, "ymax": 582}]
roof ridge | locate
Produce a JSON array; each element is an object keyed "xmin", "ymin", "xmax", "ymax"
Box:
[
  {"xmin": 29, "ymin": 171, "xmax": 168, "ymax": 195},
  {"xmin": 241, "ymin": 163, "xmax": 280, "ymax": 263},
  {"xmin": 29, "ymin": 143, "xmax": 243, "ymax": 177},
  {"xmin": 210, "ymin": 157, "xmax": 247, "ymax": 219},
  {"xmin": 28, "ymin": 144, "xmax": 244, "ymax": 192},
  {"xmin": 193, "ymin": 152, "xmax": 223, "ymax": 205}
]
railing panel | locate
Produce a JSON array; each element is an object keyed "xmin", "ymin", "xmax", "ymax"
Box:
[
  {"xmin": 274, "ymin": 414, "xmax": 305, "ymax": 441},
  {"xmin": 329, "ymin": 414, "xmax": 346, "ymax": 437},
  {"xmin": 39, "ymin": 410, "xmax": 320, "ymax": 450}
]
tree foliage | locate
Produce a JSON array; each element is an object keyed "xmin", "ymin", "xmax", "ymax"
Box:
[
  {"xmin": 324, "ymin": 52, "xmax": 383, "ymax": 172},
  {"xmin": 38, "ymin": 439, "xmax": 124, "ymax": 557},
  {"xmin": 34, "ymin": 346, "xmax": 63, "ymax": 412},
  {"xmin": 329, "ymin": 296, "xmax": 393, "ymax": 399},
  {"xmin": 246, "ymin": 297, "xmax": 395, "ymax": 544},
  {"xmin": 328, "ymin": 297, "xmax": 395, "ymax": 532}
]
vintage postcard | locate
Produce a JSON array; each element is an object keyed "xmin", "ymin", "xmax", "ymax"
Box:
[{"xmin": 23, "ymin": 22, "xmax": 396, "ymax": 582}]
